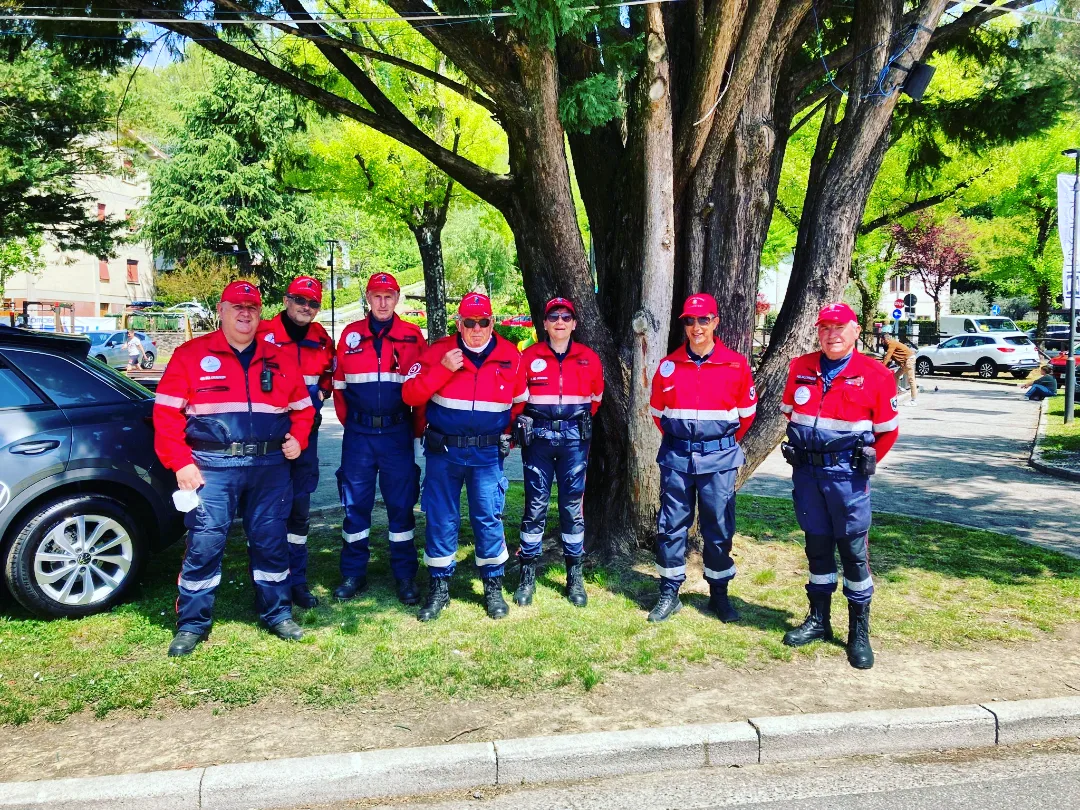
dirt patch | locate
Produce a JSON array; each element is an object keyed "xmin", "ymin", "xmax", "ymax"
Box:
[{"xmin": 4, "ymin": 625, "xmax": 1080, "ymax": 783}]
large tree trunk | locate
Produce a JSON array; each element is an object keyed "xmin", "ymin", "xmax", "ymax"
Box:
[{"xmin": 410, "ymin": 222, "xmax": 448, "ymax": 340}]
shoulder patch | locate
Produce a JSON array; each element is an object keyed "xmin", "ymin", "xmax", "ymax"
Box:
[
  {"xmin": 890, "ymin": 395, "xmax": 899, "ymax": 411},
  {"xmin": 659, "ymin": 360, "xmax": 676, "ymax": 378},
  {"xmin": 200, "ymin": 356, "xmax": 221, "ymax": 373},
  {"xmin": 748, "ymin": 385, "xmax": 756, "ymax": 401},
  {"xmin": 345, "ymin": 332, "xmax": 361, "ymax": 349},
  {"xmin": 406, "ymin": 362, "xmax": 422, "ymax": 380}
]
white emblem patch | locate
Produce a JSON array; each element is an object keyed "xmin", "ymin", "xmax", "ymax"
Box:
[
  {"xmin": 659, "ymin": 360, "xmax": 676, "ymax": 378},
  {"xmin": 345, "ymin": 332, "xmax": 361, "ymax": 349},
  {"xmin": 530, "ymin": 358, "xmax": 547, "ymax": 373},
  {"xmin": 263, "ymin": 332, "xmax": 276, "ymax": 344},
  {"xmin": 406, "ymin": 362, "xmax": 422, "ymax": 380},
  {"xmin": 794, "ymin": 386, "xmax": 811, "ymax": 406},
  {"xmin": 749, "ymin": 385, "xmax": 756, "ymax": 401},
  {"xmin": 200, "ymin": 356, "xmax": 221, "ymax": 373},
  {"xmin": 890, "ymin": 396, "xmax": 899, "ymax": 411}
]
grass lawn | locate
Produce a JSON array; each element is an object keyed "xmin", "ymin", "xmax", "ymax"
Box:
[
  {"xmin": 2, "ymin": 486, "xmax": 1080, "ymax": 725},
  {"xmin": 1041, "ymin": 394, "xmax": 1080, "ymax": 462}
]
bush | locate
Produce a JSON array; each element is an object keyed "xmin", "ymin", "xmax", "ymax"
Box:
[
  {"xmin": 400, "ymin": 314, "xmax": 427, "ymax": 329},
  {"xmin": 1016, "ymin": 320, "xmax": 1037, "ymax": 332},
  {"xmin": 993, "ymin": 296, "xmax": 1032, "ymax": 321},
  {"xmin": 494, "ymin": 324, "xmax": 538, "ymax": 344},
  {"xmin": 949, "ymin": 290, "xmax": 988, "ymax": 314}
]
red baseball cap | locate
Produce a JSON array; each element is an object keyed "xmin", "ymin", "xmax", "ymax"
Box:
[
  {"xmin": 287, "ymin": 275, "xmax": 322, "ymax": 303},
  {"xmin": 366, "ymin": 272, "xmax": 400, "ymax": 293},
  {"xmin": 221, "ymin": 280, "xmax": 262, "ymax": 307},
  {"xmin": 680, "ymin": 293, "xmax": 718, "ymax": 319},
  {"xmin": 458, "ymin": 292, "xmax": 493, "ymax": 319},
  {"xmin": 815, "ymin": 302, "xmax": 858, "ymax": 326},
  {"xmin": 544, "ymin": 297, "xmax": 576, "ymax": 317}
]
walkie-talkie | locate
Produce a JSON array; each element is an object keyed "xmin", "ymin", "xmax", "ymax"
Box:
[{"xmin": 260, "ymin": 359, "xmax": 273, "ymax": 393}]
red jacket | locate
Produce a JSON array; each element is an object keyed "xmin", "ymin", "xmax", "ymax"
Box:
[
  {"xmin": 649, "ymin": 341, "xmax": 757, "ymax": 473},
  {"xmin": 780, "ymin": 349, "xmax": 899, "ymax": 462},
  {"xmin": 332, "ymin": 314, "xmax": 426, "ymax": 434},
  {"xmin": 512, "ymin": 339, "xmax": 604, "ymax": 422},
  {"xmin": 153, "ymin": 330, "xmax": 315, "ymax": 471},
  {"xmin": 257, "ymin": 315, "xmax": 335, "ymax": 409}
]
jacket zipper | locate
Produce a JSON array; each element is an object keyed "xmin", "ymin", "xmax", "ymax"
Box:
[{"xmin": 241, "ymin": 350, "xmax": 254, "ymax": 438}]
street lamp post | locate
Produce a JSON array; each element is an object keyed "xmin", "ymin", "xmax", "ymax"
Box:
[
  {"xmin": 325, "ymin": 239, "xmax": 338, "ymax": 343},
  {"xmin": 1064, "ymin": 149, "xmax": 1079, "ymax": 424}
]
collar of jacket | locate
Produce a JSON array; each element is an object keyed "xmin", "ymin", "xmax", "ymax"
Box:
[
  {"xmin": 793, "ymin": 349, "xmax": 872, "ymax": 379},
  {"xmin": 207, "ymin": 328, "xmax": 274, "ymax": 363}
]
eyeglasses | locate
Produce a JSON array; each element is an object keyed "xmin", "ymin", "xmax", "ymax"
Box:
[
  {"xmin": 288, "ymin": 294, "xmax": 321, "ymax": 310},
  {"xmin": 546, "ymin": 312, "xmax": 574, "ymax": 323},
  {"xmin": 681, "ymin": 316, "xmax": 714, "ymax": 326},
  {"xmin": 462, "ymin": 318, "xmax": 491, "ymax": 329}
]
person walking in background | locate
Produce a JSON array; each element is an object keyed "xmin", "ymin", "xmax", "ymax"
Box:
[
  {"xmin": 125, "ymin": 330, "xmax": 144, "ymax": 372},
  {"xmin": 881, "ymin": 333, "xmax": 918, "ymax": 406}
]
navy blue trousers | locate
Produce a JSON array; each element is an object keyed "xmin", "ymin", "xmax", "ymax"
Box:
[
  {"xmin": 337, "ymin": 427, "xmax": 421, "ymax": 582},
  {"xmin": 791, "ymin": 466, "xmax": 874, "ymax": 604},
  {"xmin": 286, "ymin": 425, "xmax": 319, "ymax": 588},
  {"xmin": 655, "ymin": 465, "xmax": 737, "ymax": 589},
  {"xmin": 178, "ymin": 464, "xmax": 293, "ymax": 634},
  {"xmin": 519, "ymin": 440, "xmax": 589, "ymax": 559}
]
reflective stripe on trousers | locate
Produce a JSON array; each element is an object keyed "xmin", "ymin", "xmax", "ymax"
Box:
[
  {"xmin": 519, "ymin": 439, "xmax": 589, "ymax": 559},
  {"xmin": 654, "ymin": 465, "xmax": 738, "ymax": 588}
]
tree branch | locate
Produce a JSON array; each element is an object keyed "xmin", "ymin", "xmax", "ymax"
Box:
[{"xmin": 858, "ymin": 167, "xmax": 992, "ymax": 234}]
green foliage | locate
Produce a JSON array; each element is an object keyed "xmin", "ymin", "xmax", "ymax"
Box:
[
  {"xmin": 153, "ymin": 252, "xmax": 242, "ymax": 312},
  {"xmin": 950, "ymin": 290, "xmax": 989, "ymax": 315},
  {"xmin": 559, "ymin": 73, "xmax": 625, "ymax": 135},
  {"xmin": 0, "ymin": 235, "xmax": 45, "ymax": 299},
  {"xmin": 444, "ymin": 206, "xmax": 522, "ymax": 305}
]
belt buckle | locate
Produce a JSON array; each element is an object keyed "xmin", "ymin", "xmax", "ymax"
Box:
[
  {"xmin": 242, "ymin": 442, "xmax": 258, "ymax": 456},
  {"xmin": 372, "ymin": 416, "xmax": 385, "ymax": 428}
]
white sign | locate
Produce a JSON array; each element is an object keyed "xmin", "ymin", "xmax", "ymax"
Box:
[{"xmin": 1059, "ymin": 173, "xmax": 1079, "ymax": 308}]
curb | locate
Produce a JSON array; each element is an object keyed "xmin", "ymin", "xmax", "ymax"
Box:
[
  {"xmin": 1028, "ymin": 398, "xmax": 1080, "ymax": 483},
  {"xmin": 4, "ymin": 696, "xmax": 1080, "ymax": 809}
]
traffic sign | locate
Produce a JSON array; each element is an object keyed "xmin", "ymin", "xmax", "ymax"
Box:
[
  {"xmin": 990, "ymin": 304, "xmax": 1001, "ymax": 315},
  {"xmin": 903, "ymin": 293, "xmax": 918, "ymax": 307},
  {"xmin": 892, "ymin": 308, "xmax": 903, "ymax": 320},
  {"xmin": 894, "ymin": 298, "xmax": 904, "ymax": 309}
]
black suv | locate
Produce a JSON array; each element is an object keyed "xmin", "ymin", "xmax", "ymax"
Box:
[{"xmin": 0, "ymin": 326, "xmax": 185, "ymax": 618}]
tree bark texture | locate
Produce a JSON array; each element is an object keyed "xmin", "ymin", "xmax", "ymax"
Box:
[{"xmin": 410, "ymin": 222, "xmax": 448, "ymax": 340}]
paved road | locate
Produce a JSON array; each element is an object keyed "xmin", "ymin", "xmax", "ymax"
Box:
[
  {"xmin": 743, "ymin": 377, "xmax": 1080, "ymax": 558},
  {"xmin": 305, "ymin": 742, "xmax": 1080, "ymax": 810},
  {"xmin": 312, "ymin": 379, "xmax": 1078, "ymax": 556}
]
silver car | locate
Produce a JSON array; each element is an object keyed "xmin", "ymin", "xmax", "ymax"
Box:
[{"xmin": 85, "ymin": 330, "xmax": 157, "ymax": 369}]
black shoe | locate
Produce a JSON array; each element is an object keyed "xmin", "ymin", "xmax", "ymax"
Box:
[
  {"xmin": 396, "ymin": 578, "xmax": 420, "ymax": 605},
  {"xmin": 333, "ymin": 576, "xmax": 367, "ymax": 601},
  {"xmin": 565, "ymin": 555, "xmax": 587, "ymax": 607},
  {"xmin": 418, "ymin": 577, "xmax": 451, "ymax": 622},
  {"xmin": 707, "ymin": 581, "xmax": 740, "ymax": 623},
  {"xmin": 484, "ymin": 576, "xmax": 509, "ymax": 620},
  {"xmin": 514, "ymin": 560, "xmax": 538, "ymax": 606},
  {"xmin": 292, "ymin": 585, "xmax": 319, "ymax": 609},
  {"xmin": 847, "ymin": 600, "xmax": 875, "ymax": 670},
  {"xmin": 167, "ymin": 631, "xmax": 206, "ymax": 657},
  {"xmin": 783, "ymin": 594, "xmax": 834, "ymax": 647},
  {"xmin": 648, "ymin": 584, "xmax": 682, "ymax": 623},
  {"xmin": 269, "ymin": 618, "xmax": 304, "ymax": 641}
]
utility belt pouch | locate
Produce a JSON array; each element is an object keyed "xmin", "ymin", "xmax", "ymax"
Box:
[
  {"xmin": 579, "ymin": 411, "xmax": 593, "ymax": 441},
  {"xmin": 499, "ymin": 434, "xmax": 512, "ymax": 459},
  {"xmin": 423, "ymin": 427, "xmax": 448, "ymax": 455},
  {"xmin": 260, "ymin": 358, "xmax": 273, "ymax": 393},
  {"xmin": 854, "ymin": 445, "xmax": 877, "ymax": 476},
  {"xmin": 513, "ymin": 414, "xmax": 534, "ymax": 447},
  {"xmin": 780, "ymin": 441, "xmax": 800, "ymax": 467}
]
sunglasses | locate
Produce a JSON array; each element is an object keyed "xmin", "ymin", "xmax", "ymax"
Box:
[
  {"xmin": 462, "ymin": 318, "xmax": 491, "ymax": 329},
  {"xmin": 546, "ymin": 312, "xmax": 574, "ymax": 323},
  {"xmin": 681, "ymin": 315, "xmax": 715, "ymax": 326},
  {"xmin": 288, "ymin": 294, "xmax": 321, "ymax": 310}
]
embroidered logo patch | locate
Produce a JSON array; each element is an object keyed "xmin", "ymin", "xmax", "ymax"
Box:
[
  {"xmin": 406, "ymin": 362, "xmax": 422, "ymax": 380},
  {"xmin": 748, "ymin": 385, "xmax": 756, "ymax": 401},
  {"xmin": 345, "ymin": 332, "xmax": 361, "ymax": 349},
  {"xmin": 263, "ymin": 333, "xmax": 275, "ymax": 344},
  {"xmin": 530, "ymin": 358, "xmax": 547, "ymax": 373},
  {"xmin": 199, "ymin": 356, "xmax": 221, "ymax": 373},
  {"xmin": 890, "ymin": 396, "xmax": 899, "ymax": 411},
  {"xmin": 794, "ymin": 385, "xmax": 811, "ymax": 406},
  {"xmin": 659, "ymin": 360, "xmax": 676, "ymax": 378}
]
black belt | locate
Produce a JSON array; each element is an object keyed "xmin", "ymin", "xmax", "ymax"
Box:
[
  {"xmin": 427, "ymin": 428, "xmax": 502, "ymax": 448},
  {"xmin": 351, "ymin": 411, "xmax": 407, "ymax": 428},
  {"xmin": 189, "ymin": 440, "xmax": 282, "ymax": 457},
  {"xmin": 797, "ymin": 449, "xmax": 851, "ymax": 467},
  {"xmin": 533, "ymin": 417, "xmax": 585, "ymax": 433},
  {"xmin": 663, "ymin": 435, "xmax": 737, "ymax": 454}
]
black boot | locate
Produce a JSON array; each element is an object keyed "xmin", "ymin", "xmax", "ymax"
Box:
[
  {"xmin": 846, "ymin": 600, "xmax": 874, "ymax": 669},
  {"xmin": 783, "ymin": 594, "xmax": 833, "ymax": 647},
  {"xmin": 707, "ymin": 581, "xmax": 740, "ymax": 623},
  {"xmin": 514, "ymin": 560, "xmax": 538, "ymax": 606},
  {"xmin": 565, "ymin": 555, "xmax": 587, "ymax": 607},
  {"xmin": 333, "ymin": 576, "xmax": 367, "ymax": 601},
  {"xmin": 167, "ymin": 631, "xmax": 206, "ymax": 657},
  {"xmin": 268, "ymin": 619, "xmax": 304, "ymax": 641},
  {"xmin": 484, "ymin": 576, "xmax": 509, "ymax": 620},
  {"xmin": 291, "ymin": 585, "xmax": 319, "ymax": 609},
  {"xmin": 417, "ymin": 577, "xmax": 451, "ymax": 622},
  {"xmin": 396, "ymin": 578, "xmax": 420, "ymax": 605},
  {"xmin": 647, "ymin": 582, "xmax": 682, "ymax": 623}
]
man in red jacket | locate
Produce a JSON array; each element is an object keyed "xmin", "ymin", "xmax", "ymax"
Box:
[
  {"xmin": 648, "ymin": 293, "xmax": 756, "ymax": 624},
  {"xmin": 779, "ymin": 302, "xmax": 899, "ymax": 669},
  {"xmin": 258, "ymin": 276, "xmax": 335, "ymax": 608},
  {"xmin": 511, "ymin": 297, "xmax": 604, "ymax": 607},
  {"xmin": 402, "ymin": 293, "xmax": 526, "ymax": 621},
  {"xmin": 154, "ymin": 281, "xmax": 315, "ymax": 657}
]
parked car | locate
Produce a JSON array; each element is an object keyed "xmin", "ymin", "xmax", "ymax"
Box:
[
  {"xmin": 86, "ymin": 330, "xmax": 157, "ymax": 369},
  {"xmin": 0, "ymin": 325, "xmax": 185, "ymax": 618},
  {"xmin": 1050, "ymin": 344, "xmax": 1080, "ymax": 389},
  {"xmin": 128, "ymin": 300, "xmax": 166, "ymax": 311},
  {"xmin": 500, "ymin": 314, "xmax": 533, "ymax": 327},
  {"xmin": 915, "ymin": 333, "xmax": 1040, "ymax": 379},
  {"xmin": 1027, "ymin": 324, "xmax": 1075, "ymax": 354},
  {"xmin": 166, "ymin": 300, "xmax": 211, "ymax": 320},
  {"xmin": 938, "ymin": 315, "xmax": 1024, "ymax": 340}
]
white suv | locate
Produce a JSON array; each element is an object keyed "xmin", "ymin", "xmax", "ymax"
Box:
[{"xmin": 915, "ymin": 334, "xmax": 1040, "ymax": 379}]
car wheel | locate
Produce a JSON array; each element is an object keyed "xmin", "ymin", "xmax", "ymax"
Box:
[
  {"xmin": 94, "ymin": 354, "xmax": 108, "ymax": 364},
  {"xmin": 3, "ymin": 495, "xmax": 145, "ymax": 618},
  {"xmin": 976, "ymin": 358, "xmax": 999, "ymax": 379},
  {"xmin": 1011, "ymin": 370, "xmax": 1030, "ymax": 380},
  {"xmin": 140, "ymin": 351, "xmax": 155, "ymax": 369},
  {"xmin": 915, "ymin": 358, "xmax": 933, "ymax": 376}
]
